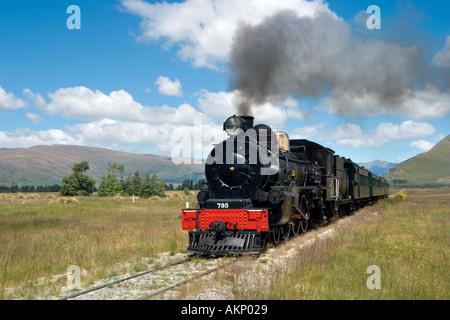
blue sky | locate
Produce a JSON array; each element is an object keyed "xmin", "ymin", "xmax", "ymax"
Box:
[{"xmin": 0, "ymin": 0, "xmax": 449, "ymax": 164}]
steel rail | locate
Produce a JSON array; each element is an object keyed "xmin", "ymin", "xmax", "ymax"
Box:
[
  {"xmin": 58, "ymin": 254, "xmax": 200, "ymax": 300},
  {"xmin": 145, "ymin": 256, "xmax": 239, "ymax": 299}
]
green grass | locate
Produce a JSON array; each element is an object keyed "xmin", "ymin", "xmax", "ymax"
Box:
[
  {"xmin": 233, "ymin": 188, "xmax": 449, "ymax": 300},
  {"xmin": 0, "ymin": 192, "xmax": 195, "ymax": 299}
]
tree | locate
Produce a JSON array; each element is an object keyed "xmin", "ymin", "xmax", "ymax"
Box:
[
  {"xmin": 124, "ymin": 170, "xmax": 142, "ymax": 196},
  {"xmin": 139, "ymin": 172, "xmax": 166, "ymax": 198},
  {"xmin": 139, "ymin": 173, "xmax": 154, "ymax": 198},
  {"xmin": 60, "ymin": 161, "xmax": 96, "ymax": 196},
  {"xmin": 156, "ymin": 178, "xmax": 166, "ymax": 197},
  {"xmin": 165, "ymin": 183, "xmax": 174, "ymax": 191},
  {"xmin": 97, "ymin": 162, "xmax": 124, "ymax": 197}
]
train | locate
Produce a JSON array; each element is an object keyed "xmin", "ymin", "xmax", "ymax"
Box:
[{"xmin": 182, "ymin": 115, "xmax": 389, "ymax": 255}]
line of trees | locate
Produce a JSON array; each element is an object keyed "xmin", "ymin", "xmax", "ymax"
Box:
[
  {"xmin": 98, "ymin": 163, "xmax": 166, "ymax": 198},
  {"xmin": 59, "ymin": 161, "xmax": 166, "ymax": 198},
  {"xmin": 0, "ymin": 184, "xmax": 61, "ymax": 193},
  {"xmin": 173, "ymin": 179, "xmax": 205, "ymax": 191}
]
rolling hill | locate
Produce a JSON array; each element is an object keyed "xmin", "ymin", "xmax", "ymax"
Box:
[
  {"xmin": 0, "ymin": 145, "xmax": 205, "ymax": 186},
  {"xmin": 385, "ymin": 134, "xmax": 450, "ymax": 185}
]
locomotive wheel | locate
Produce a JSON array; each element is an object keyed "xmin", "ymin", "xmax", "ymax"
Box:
[
  {"xmin": 292, "ymin": 218, "xmax": 301, "ymax": 236},
  {"xmin": 299, "ymin": 194, "xmax": 310, "ymax": 233},
  {"xmin": 282, "ymin": 223, "xmax": 290, "ymax": 240},
  {"xmin": 272, "ymin": 226, "xmax": 281, "ymax": 244},
  {"xmin": 300, "ymin": 219, "xmax": 308, "ymax": 233}
]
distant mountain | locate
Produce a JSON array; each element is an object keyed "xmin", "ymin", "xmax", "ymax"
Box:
[
  {"xmin": 0, "ymin": 145, "xmax": 205, "ymax": 186},
  {"xmin": 385, "ymin": 134, "xmax": 450, "ymax": 185},
  {"xmin": 358, "ymin": 160, "xmax": 397, "ymax": 177}
]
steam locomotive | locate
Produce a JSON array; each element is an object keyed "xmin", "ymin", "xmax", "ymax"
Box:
[{"xmin": 182, "ymin": 115, "xmax": 389, "ymax": 255}]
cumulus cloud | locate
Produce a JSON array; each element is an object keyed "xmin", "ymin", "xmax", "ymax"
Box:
[
  {"xmin": 410, "ymin": 139, "xmax": 435, "ymax": 152},
  {"xmin": 25, "ymin": 112, "xmax": 43, "ymax": 124},
  {"xmin": 44, "ymin": 86, "xmax": 207, "ymax": 124},
  {"xmin": 119, "ymin": 0, "xmax": 331, "ymax": 69},
  {"xmin": 0, "ymin": 118, "xmax": 225, "ymax": 158},
  {"xmin": 196, "ymin": 89, "xmax": 310, "ymax": 128},
  {"xmin": 68, "ymin": 118, "xmax": 175, "ymax": 145},
  {"xmin": 155, "ymin": 76, "xmax": 183, "ymax": 97},
  {"xmin": 0, "ymin": 84, "xmax": 225, "ymax": 156},
  {"xmin": 0, "ymin": 128, "xmax": 81, "ymax": 148},
  {"xmin": 23, "ymin": 89, "xmax": 46, "ymax": 108},
  {"xmin": 0, "ymin": 84, "xmax": 224, "ymax": 157},
  {"xmin": 291, "ymin": 120, "xmax": 435, "ymax": 148},
  {"xmin": 67, "ymin": 119, "xmax": 225, "ymax": 159},
  {"xmin": 46, "ymin": 87, "xmax": 143, "ymax": 121},
  {"xmin": 0, "ymin": 86, "xmax": 26, "ymax": 110},
  {"xmin": 433, "ymin": 35, "xmax": 450, "ymax": 68}
]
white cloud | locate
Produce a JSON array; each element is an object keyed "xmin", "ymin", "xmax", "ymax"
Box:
[
  {"xmin": 399, "ymin": 84, "xmax": 450, "ymax": 120},
  {"xmin": 68, "ymin": 118, "xmax": 173, "ymax": 145},
  {"xmin": 23, "ymin": 89, "xmax": 46, "ymax": 108},
  {"xmin": 155, "ymin": 76, "xmax": 183, "ymax": 97},
  {"xmin": 0, "ymin": 86, "xmax": 26, "ymax": 110},
  {"xmin": 25, "ymin": 112, "xmax": 43, "ymax": 124},
  {"xmin": 44, "ymin": 86, "xmax": 207, "ymax": 124},
  {"xmin": 0, "ymin": 118, "xmax": 226, "ymax": 160},
  {"xmin": 290, "ymin": 120, "xmax": 435, "ymax": 148},
  {"xmin": 119, "ymin": 0, "xmax": 332, "ymax": 69},
  {"xmin": 410, "ymin": 140, "xmax": 435, "ymax": 152},
  {"xmin": 0, "ymin": 84, "xmax": 230, "ymax": 157},
  {"xmin": 433, "ymin": 35, "xmax": 450, "ymax": 68},
  {"xmin": 197, "ymin": 89, "xmax": 238, "ymax": 119},
  {"xmin": 374, "ymin": 120, "xmax": 435, "ymax": 141},
  {"xmin": 335, "ymin": 120, "xmax": 435, "ymax": 148},
  {"xmin": 290, "ymin": 123, "xmax": 326, "ymax": 140},
  {"xmin": 46, "ymin": 86, "xmax": 143, "ymax": 121},
  {"xmin": 0, "ymin": 128, "xmax": 80, "ymax": 148},
  {"xmin": 196, "ymin": 89, "xmax": 309, "ymax": 127}
]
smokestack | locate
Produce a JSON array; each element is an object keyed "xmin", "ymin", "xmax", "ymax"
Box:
[{"xmin": 239, "ymin": 115, "xmax": 254, "ymax": 129}]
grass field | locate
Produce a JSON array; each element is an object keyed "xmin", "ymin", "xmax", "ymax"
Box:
[
  {"xmin": 230, "ymin": 188, "xmax": 449, "ymax": 300},
  {"xmin": 0, "ymin": 188, "xmax": 448, "ymax": 299},
  {"xmin": 0, "ymin": 191, "xmax": 195, "ymax": 299}
]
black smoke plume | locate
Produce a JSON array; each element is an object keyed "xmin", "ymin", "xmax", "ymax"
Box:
[{"xmin": 228, "ymin": 9, "xmax": 447, "ymax": 117}]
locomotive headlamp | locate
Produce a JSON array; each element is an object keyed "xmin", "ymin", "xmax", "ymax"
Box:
[
  {"xmin": 223, "ymin": 115, "xmax": 254, "ymax": 136},
  {"xmin": 224, "ymin": 116, "xmax": 244, "ymax": 136}
]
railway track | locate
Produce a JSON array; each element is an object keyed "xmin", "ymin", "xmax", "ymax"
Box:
[
  {"xmin": 58, "ymin": 253, "xmax": 237, "ymax": 300},
  {"xmin": 58, "ymin": 218, "xmax": 340, "ymax": 300}
]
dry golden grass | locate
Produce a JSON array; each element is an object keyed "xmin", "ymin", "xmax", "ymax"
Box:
[
  {"xmin": 0, "ymin": 193, "xmax": 195, "ymax": 299},
  {"xmin": 230, "ymin": 188, "xmax": 449, "ymax": 300}
]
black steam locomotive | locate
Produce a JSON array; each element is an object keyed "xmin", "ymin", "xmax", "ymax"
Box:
[{"xmin": 182, "ymin": 115, "xmax": 389, "ymax": 255}]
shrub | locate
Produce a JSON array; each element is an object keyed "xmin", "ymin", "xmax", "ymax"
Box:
[{"xmin": 393, "ymin": 193, "xmax": 407, "ymax": 200}]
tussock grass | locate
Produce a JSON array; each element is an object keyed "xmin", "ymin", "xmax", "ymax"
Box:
[
  {"xmin": 232, "ymin": 188, "xmax": 449, "ymax": 300},
  {"xmin": 0, "ymin": 193, "xmax": 195, "ymax": 299}
]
